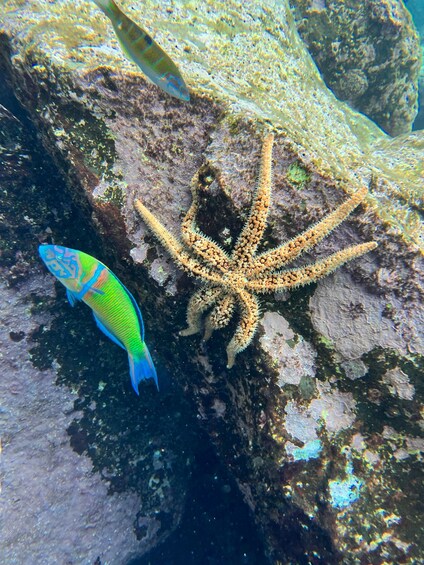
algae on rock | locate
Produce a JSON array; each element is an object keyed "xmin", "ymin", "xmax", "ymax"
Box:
[
  {"xmin": 290, "ymin": 0, "xmax": 422, "ymax": 137},
  {"xmin": 1, "ymin": 0, "xmax": 423, "ymax": 563},
  {"xmin": 2, "ymin": 0, "xmax": 423, "ymax": 247}
]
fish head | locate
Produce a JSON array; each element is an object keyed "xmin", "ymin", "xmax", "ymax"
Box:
[
  {"xmin": 39, "ymin": 245, "xmax": 82, "ymax": 285},
  {"xmin": 160, "ymin": 73, "xmax": 190, "ymax": 101}
]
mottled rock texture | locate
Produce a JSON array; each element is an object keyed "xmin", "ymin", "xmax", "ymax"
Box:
[
  {"xmin": 0, "ymin": 83, "xmax": 198, "ymax": 564},
  {"xmin": 406, "ymin": 0, "xmax": 424, "ymax": 130},
  {"xmin": 290, "ymin": 0, "xmax": 422, "ymax": 136},
  {"xmin": 1, "ymin": 0, "xmax": 423, "ymax": 563},
  {"xmin": 0, "ymin": 277, "xmax": 146, "ymax": 565}
]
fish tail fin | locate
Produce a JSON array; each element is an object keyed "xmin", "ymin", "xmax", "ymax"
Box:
[
  {"xmin": 128, "ymin": 344, "xmax": 159, "ymax": 395},
  {"xmin": 91, "ymin": 0, "xmax": 118, "ymax": 18}
]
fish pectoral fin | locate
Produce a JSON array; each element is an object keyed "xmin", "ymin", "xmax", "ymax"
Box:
[
  {"xmin": 66, "ymin": 289, "xmax": 80, "ymax": 307},
  {"xmin": 93, "ymin": 313, "xmax": 126, "ymax": 350}
]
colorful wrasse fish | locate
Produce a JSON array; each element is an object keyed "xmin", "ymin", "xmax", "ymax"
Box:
[
  {"xmin": 39, "ymin": 244, "xmax": 158, "ymax": 395},
  {"xmin": 91, "ymin": 0, "xmax": 190, "ymax": 101}
]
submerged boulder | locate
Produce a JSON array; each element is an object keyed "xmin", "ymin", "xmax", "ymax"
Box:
[
  {"xmin": 1, "ymin": 0, "xmax": 423, "ymax": 563},
  {"xmin": 290, "ymin": 0, "xmax": 422, "ymax": 136},
  {"xmin": 0, "ymin": 70, "xmax": 198, "ymax": 565},
  {"xmin": 405, "ymin": 0, "xmax": 424, "ymax": 130}
]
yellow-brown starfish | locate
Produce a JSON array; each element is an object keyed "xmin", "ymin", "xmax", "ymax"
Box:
[{"xmin": 135, "ymin": 133, "xmax": 377, "ymax": 368}]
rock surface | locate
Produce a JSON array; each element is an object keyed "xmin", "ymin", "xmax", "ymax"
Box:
[
  {"xmin": 0, "ymin": 86, "xmax": 198, "ymax": 564},
  {"xmin": 290, "ymin": 0, "xmax": 422, "ymax": 136},
  {"xmin": 405, "ymin": 0, "xmax": 424, "ymax": 130},
  {"xmin": 1, "ymin": 0, "xmax": 423, "ymax": 563},
  {"xmin": 0, "ymin": 277, "xmax": 147, "ymax": 565}
]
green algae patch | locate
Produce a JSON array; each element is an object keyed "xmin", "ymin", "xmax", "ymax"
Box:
[
  {"xmin": 58, "ymin": 101, "xmax": 118, "ymax": 181},
  {"xmin": 65, "ymin": 108, "xmax": 117, "ymax": 178},
  {"xmin": 353, "ymin": 347, "xmax": 424, "ymax": 437},
  {"xmin": 286, "ymin": 161, "xmax": 311, "ymax": 189},
  {"xmin": 97, "ymin": 179, "xmax": 125, "ymax": 208}
]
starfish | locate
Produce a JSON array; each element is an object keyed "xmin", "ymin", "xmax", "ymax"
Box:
[{"xmin": 135, "ymin": 133, "xmax": 377, "ymax": 368}]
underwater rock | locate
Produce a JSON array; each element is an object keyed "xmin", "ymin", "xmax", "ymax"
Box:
[
  {"xmin": 418, "ymin": 63, "xmax": 424, "ymax": 130},
  {"xmin": 405, "ymin": 0, "xmax": 424, "ymax": 130},
  {"xmin": 310, "ymin": 270, "xmax": 423, "ymax": 360},
  {"xmin": 1, "ymin": 0, "xmax": 423, "ymax": 563},
  {"xmin": 0, "ymin": 76, "xmax": 197, "ymax": 564},
  {"xmin": 0, "ymin": 277, "xmax": 153, "ymax": 564},
  {"xmin": 259, "ymin": 312, "xmax": 317, "ymax": 387},
  {"xmin": 290, "ymin": 0, "xmax": 422, "ymax": 136}
]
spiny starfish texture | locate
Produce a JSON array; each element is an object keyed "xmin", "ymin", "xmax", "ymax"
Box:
[{"xmin": 135, "ymin": 133, "xmax": 377, "ymax": 368}]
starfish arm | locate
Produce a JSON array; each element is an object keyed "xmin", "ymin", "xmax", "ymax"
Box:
[
  {"xmin": 204, "ymin": 293, "xmax": 236, "ymax": 341},
  {"xmin": 135, "ymin": 199, "xmax": 223, "ymax": 285},
  {"xmin": 247, "ymin": 185, "xmax": 369, "ymax": 277},
  {"xmin": 180, "ymin": 286, "xmax": 223, "ymax": 336},
  {"xmin": 232, "ymin": 133, "xmax": 274, "ymax": 268},
  {"xmin": 135, "ymin": 199, "xmax": 185, "ymax": 262},
  {"xmin": 247, "ymin": 241, "xmax": 377, "ymax": 292},
  {"xmin": 226, "ymin": 290, "xmax": 260, "ymax": 369},
  {"xmin": 181, "ymin": 173, "xmax": 232, "ymax": 273}
]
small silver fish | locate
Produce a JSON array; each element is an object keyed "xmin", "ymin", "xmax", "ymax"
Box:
[{"xmin": 91, "ymin": 0, "xmax": 190, "ymax": 101}]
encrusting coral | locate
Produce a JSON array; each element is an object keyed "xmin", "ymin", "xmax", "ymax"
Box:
[{"xmin": 135, "ymin": 133, "xmax": 377, "ymax": 368}]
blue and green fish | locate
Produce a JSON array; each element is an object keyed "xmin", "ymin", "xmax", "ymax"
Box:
[
  {"xmin": 91, "ymin": 0, "xmax": 190, "ymax": 101},
  {"xmin": 39, "ymin": 244, "xmax": 158, "ymax": 395}
]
